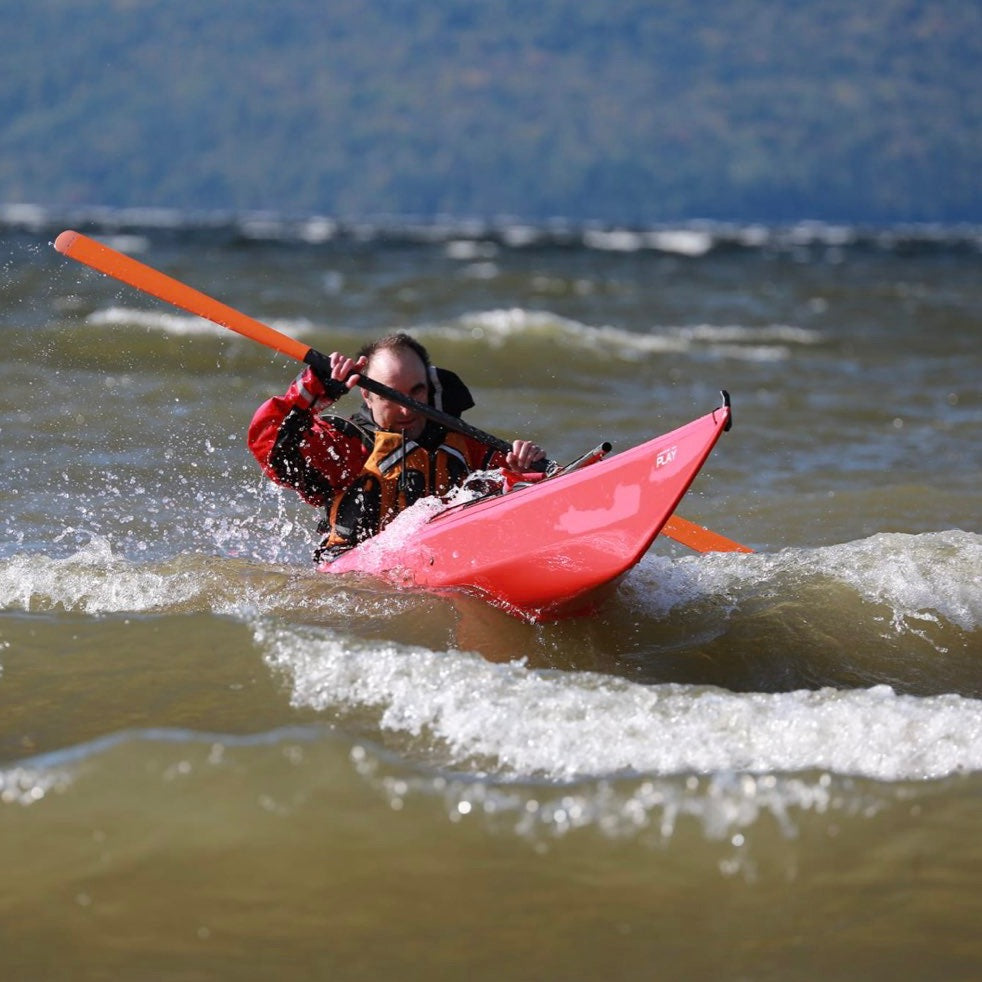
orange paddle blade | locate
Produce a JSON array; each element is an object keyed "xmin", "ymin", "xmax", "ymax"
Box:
[
  {"xmin": 53, "ymin": 230, "xmax": 311, "ymax": 364},
  {"xmin": 661, "ymin": 514, "xmax": 753, "ymax": 553}
]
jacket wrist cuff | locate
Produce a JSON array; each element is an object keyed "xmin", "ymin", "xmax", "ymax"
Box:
[{"xmin": 295, "ymin": 367, "xmax": 340, "ymax": 409}]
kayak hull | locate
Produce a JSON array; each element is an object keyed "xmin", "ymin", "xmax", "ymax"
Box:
[{"xmin": 325, "ymin": 401, "xmax": 732, "ymax": 620}]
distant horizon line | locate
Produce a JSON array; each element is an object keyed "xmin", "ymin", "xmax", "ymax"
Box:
[{"xmin": 6, "ymin": 201, "xmax": 982, "ymax": 242}]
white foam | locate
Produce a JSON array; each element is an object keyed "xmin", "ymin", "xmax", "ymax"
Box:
[
  {"xmin": 445, "ymin": 239, "xmax": 499, "ymax": 260},
  {"xmin": 582, "ymin": 228, "xmax": 646, "ymax": 252},
  {"xmin": 450, "ymin": 309, "xmax": 686, "ymax": 357},
  {"xmin": 94, "ymin": 234, "xmax": 151, "ymax": 255},
  {"xmin": 645, "ymin": 229, "xmax": 716, "ymax": 256},
  {"xmin": 442, "ymin": 308, "xmax": 819, "ymax": 362},
  {"xmin": 0, "ymin": 764, "xmax": 72, "ymax": 806},
  {"xmin": 624, "ymin": 530, "xmax": 982, "ymax": 634},
  {"xmin": 810, "ymin": 531, "xmax": 982, "ymax": 633},
  {"xmin": 2, "ymin": 202, "xmax": 48, "ymax": 227},
  {"xmin": 0, "ymin": 538, "xmax": 205, "ymax": 614},
  {"xmin": 672, "ymin": 323, "xmax": 822, "ymax": 345},
  {"xmin": 323, "ymin": 496, "xmax": 447, "ymax": 576},
  {"xmin": 85, "ymin": 306, "xmax": 314, "ymax": 341},
  {"xmin": 257, "ymin": 620, "xmax": 982, "ymax": 782}
]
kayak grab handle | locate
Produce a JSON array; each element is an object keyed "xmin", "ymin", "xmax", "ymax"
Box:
[
  {"xmin": 550, "ymin": 441, "xmax": 613, "ymax": 478},
  {"xmin": 720, "ymin": 390, "xmax": 732, "ymax": 431}
]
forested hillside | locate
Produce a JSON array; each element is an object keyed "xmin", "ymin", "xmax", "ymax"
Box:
[{"xmin": 2, "ymin": 0, "xmax": 979, "ymax": 223}]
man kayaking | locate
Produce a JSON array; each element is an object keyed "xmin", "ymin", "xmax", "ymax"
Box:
[{"xmin": 248, "ymin": 332, "xmax": 546, "ymax": 560}]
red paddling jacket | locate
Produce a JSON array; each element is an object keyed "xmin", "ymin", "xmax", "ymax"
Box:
[{"xmin": 248, "ymin": 366, "xmax": 506, "ymax": 559}]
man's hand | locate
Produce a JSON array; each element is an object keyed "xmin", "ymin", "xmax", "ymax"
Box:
[
  {"xmin": 328, "ymin": 351, "xmax": 368, "ymax": 391},
  {"xmin": 506, "ymin": 439, "xmax": 545, "ymax": 471},
  {"xmin": 298, "ymin": 351, "xmax": 368, "ymax": 411}
]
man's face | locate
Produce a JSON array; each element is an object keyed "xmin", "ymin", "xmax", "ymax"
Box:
[{"xmin": 361, "ymin": 347, "xmax": 429, "ymax": 439}]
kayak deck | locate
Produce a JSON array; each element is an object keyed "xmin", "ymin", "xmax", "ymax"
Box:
[{"xmin": 326, "ymin": 398, "xmax": 733, "ymax": 620}]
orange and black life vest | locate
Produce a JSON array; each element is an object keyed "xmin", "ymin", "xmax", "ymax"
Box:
[{"xmin": 317, "ymin": 415, "xmax": 477, "ymax": 559}]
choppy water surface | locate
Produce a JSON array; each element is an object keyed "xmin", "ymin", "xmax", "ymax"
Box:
[{"xmin": 1, "ymin": 209, "xmax": 980, "ymax": 980}]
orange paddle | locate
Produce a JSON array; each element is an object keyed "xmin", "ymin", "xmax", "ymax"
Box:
[
  {"xmin": 54, "ymin": 230, "xmax": 753, "ymax": 555},
  {"xmin": 55, "ymin": 230, "xmax": 309, "ymax": 362}
]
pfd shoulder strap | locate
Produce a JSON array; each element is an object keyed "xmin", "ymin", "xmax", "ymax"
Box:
[{"xmin": 320, "ymin": 411, "xmax": 376, "ymax": 451}]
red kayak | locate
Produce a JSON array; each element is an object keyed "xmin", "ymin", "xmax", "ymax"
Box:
[{"xmin": 324, "ymin": 394, "xmax": 735, "ymax": 620}]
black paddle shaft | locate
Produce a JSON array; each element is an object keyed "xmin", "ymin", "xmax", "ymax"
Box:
[{"xmin": 303, "ymin": 348, "xmax": 552, "ymax": 470}]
